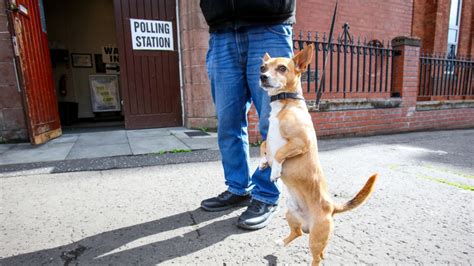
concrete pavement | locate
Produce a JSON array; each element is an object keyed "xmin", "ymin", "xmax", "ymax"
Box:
[
  {"xmin": 0, "ymin": 129, "xmax": 473, "ymax": 264},
  {"xmin": 0, "ymin": 127, "xmax": 218, "ymax": 165}
]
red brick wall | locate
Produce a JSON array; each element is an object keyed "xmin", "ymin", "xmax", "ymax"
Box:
[
  {"xmin": 179, "ymin": 0, "xmax": 217, "ymax": 129},
  {"xmin": 250, "ymin": 0, "xmax": 416, "ymax": 143},
  {"xmin": 181, "ymin": 0, "xmax": 416, "ymax": 134},
  {"xmin": 248, "ymin": 36, "xmax": 474, "ymax": 142},
  {"xmin": 412, "ymin": 0, "xmax": 438, "ymax": 53},
  {"xmin": 177, "ymin": 0, "xmax": 473, "ymax": 143},
  {"xmin": 311, "ymin": 106, "xmax": 474, "ymax": 138},
  {"xmin": 250, "ymin": 99, "xmax": 474, "ymax": 142},
  {"xmin": 295, "ymin": 0, "xmax": 413, "ymax": 43},
  {"xmin": 0, "ymin": 2, "xmax": 28, "ymax": 142},
  {"xmin": 248, "ymin": 106, "xmax": 260, "ymax": 143},
  {"xmin": 412, "ymin": 0, "xmax": 473, "ymax": 56},
  {"xmin": 433, "ymin": 0, "xmax": 450, "ymax": 54},
  {"xmin": 458, "ymin": 0, "xmax": 473, "ymax": 56}
]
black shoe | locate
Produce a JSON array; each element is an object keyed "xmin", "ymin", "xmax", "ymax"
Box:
[
  {"xmin": 237, "ymin": 200, "xmax": 278, "ymax": 230},
  {"xmin": 201, "ymin": 191, "xmax": 251, "ymax": 212}
]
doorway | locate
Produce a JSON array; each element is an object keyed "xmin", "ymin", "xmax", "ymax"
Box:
[
  {"xmin": 8, "ymin": 0, "xmax": 182, "ymax": 144},
  {"xmin": 44, "ymin": 0, "xmax": 124, "ymax": 130},
  {"xmin": 44, "ymin": 0, "xmax": 183, "ymax": 130}
]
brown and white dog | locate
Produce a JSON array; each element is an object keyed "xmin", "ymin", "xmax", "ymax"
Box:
[{"xmin": 258, "ymin": 44, "xmax": 378, "ymax": 265}]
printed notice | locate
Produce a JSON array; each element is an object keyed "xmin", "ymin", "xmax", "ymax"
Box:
[
  {"xmin": 102, "ymin": 45, "xmax": 119, "ymax": 63},
  {"xmin": 130, "ymin": 18, "xmax": 174, "ymax": 51}
]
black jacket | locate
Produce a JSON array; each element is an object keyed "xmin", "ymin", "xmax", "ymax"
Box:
[{"xmin": 200, "ymin": 0, "xmax": 296, "ymax": 32}]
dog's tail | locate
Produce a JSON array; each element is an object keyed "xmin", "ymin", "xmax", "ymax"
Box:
[{"xmin": 333, "ymin": 173, "xmax": 378, "ymax": 215}]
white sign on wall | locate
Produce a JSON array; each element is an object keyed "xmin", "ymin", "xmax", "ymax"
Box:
[
  {"xmin": 102, "ymin": 45, "xmax": 119, "ymax": 63},
  {"xmin": 130, "ymin": 18, "xmax": 174, "ymax": 51},
  {"xmin": 89, "ymin": 75, "xmax": 121, "ymax": 112}
]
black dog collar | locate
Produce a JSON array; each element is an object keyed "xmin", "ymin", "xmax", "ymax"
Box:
[{"xmin": 270, "ymin": 92, "xmax": 305, "ymax": 102}]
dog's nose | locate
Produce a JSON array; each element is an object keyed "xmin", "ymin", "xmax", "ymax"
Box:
[{"xmin": 260, "ymin": 74, "xmax": 268, "ymax": 82}]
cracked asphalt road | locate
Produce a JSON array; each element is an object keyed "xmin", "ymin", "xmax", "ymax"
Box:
[{"xmin": 1, "ymin": 129, "xmax": 473, "ymax": 265}]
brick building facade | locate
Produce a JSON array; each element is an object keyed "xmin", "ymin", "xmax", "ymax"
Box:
[
  {"xmin": 0, "ymin": 0, "xmax": 27, "ymax": 141},
  {"xmin": 180, "ymin": 0, "xmax": 473, "ymax": 144},
  {"xmin": 413, "ymin": 0, "xmax": 473, "ymax": 56},
  {"xmin": 0, "ymin": 0, "xmax": 473, "ymax": 143}
]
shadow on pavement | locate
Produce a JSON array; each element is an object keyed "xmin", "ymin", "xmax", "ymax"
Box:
[
  {"xmin": 264, "ymin": 254, "xmax": 278, "ymax": 265},
  {"xmin": 0, "ymin": 207, "xmax": 250, "ymax": 265}
]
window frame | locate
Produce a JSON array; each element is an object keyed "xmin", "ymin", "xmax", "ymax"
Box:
[{"xmin": 447, "ymin": 0, "xmax": 462, "ymax": 58}]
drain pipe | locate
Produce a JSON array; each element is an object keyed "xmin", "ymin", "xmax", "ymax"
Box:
[{"xmin": 176, "ymin": 0, "xmax": 185, "ymax": 127}]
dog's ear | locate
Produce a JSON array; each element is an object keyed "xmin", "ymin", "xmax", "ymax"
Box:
[
  {"xmin": 293, "ymin": 44, "xmax": 314, "ymax": 72},
  {"xmin": 263, "ymin": 52, "xmax": 271, "ymax": 62}
]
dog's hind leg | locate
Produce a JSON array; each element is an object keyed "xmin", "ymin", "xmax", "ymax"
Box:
[
  {"xmin": 308, "ymin": 215, "xmax": 333, "ymax": 266},
  {"xmin": 281, "ymin": 210, "xmax": 303, "ymax": 246}
]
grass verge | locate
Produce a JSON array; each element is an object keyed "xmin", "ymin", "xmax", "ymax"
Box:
[{"xmin": 417, "ymin": 174, "xmax": 474, "ymax": 191}]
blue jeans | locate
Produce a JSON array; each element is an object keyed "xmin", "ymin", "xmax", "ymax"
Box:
[{"xmin": 206, "ymin": 24, "xmax": 293, "ymax": 205}]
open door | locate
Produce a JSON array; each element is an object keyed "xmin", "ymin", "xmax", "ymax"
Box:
[
  {"xmin": 8, "ymin": 0, "xmax": 61, "ymax": 144},
  {"xmin": 114, "ymin": 0, "xmax": 182, "ymax": 129}
]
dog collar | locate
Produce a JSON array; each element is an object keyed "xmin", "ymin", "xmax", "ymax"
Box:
[{"xmin": 270, "ymin": 93, "xmax": 305, "ymax": 102}]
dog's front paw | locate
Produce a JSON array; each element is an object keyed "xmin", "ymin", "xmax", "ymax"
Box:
[
  {"xmin": 270, "ymin": 162, "xmax": 282, "ymax": 182},
  {"xmin": 258, "ymin": 157, "xmax": 269, "ymax": 170}
]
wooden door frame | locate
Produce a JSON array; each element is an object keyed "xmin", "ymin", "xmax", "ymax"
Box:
[
  {"xmin": 5, "ymin": 0, "xmax": 62, "ymax": 144},
  {"xmin": 4, "ymin": 0, "xmax": 186, "ymax": 142}
]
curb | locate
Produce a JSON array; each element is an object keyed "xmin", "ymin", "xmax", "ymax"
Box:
[{"xmin": 0, "ymin": 147, "xmax": 261, "ymax": 177}]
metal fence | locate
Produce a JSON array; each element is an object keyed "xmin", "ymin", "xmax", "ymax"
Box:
[
  {"xmin": 293, "ymin": 23, "xmax": 395, "ymax": 99},
  {"xmin": 419, "ymin": 54, "xmax": 474, "ymax": 99}
]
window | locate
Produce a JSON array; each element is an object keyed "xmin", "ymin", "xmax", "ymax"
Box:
[
  {"xmin": 38, "ymin": 0, "xmax": 47, "ymax": 33},
  {"xmin": 447, "ymin": 0, "xmax": 462, "ymax": 58}
]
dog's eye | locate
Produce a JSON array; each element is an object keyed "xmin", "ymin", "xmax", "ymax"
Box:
[
  {"xmin": 277, "ymin": 65, "xmax": 287, "ymax": 72},
  {"xmin": 260, "ymin": 65, "xmax": 266, "ymax": 73}
]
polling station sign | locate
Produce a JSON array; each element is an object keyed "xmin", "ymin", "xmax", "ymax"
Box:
[{"xmin": 130, "ymin": 18, "xmax": 174, "ymax": 51}]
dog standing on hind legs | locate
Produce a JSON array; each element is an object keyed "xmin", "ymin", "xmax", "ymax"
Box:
[{"xmin": 258, "ymin": 44, "xmax": 378, "ymax": 265}]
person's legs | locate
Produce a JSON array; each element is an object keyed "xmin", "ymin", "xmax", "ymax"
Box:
[
  {"xmin": 205, "ymin": 30, "xmax": 253, "ymax": 197},
  {"xmin": 247, "ymin": 24, "xmax": 294, "ymax": 205},
  {"xmin": 202, "ymin": 25, "xmax": 294, "ymax": 219},
  {"xmin": 236, "ymin": 24, "xmax": 294, "ymax": 230}
]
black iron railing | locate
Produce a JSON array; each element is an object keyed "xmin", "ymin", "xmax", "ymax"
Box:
[
  {"xmin": 419, "ymin": 54, "xmax": 474, "ymax": 99},
  {"xmin": 293, "ymin": 23, "xmax": 395, "ymax": 99}
]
